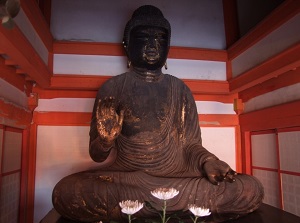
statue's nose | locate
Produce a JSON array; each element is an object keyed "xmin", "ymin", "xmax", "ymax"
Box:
[{"xmin": 147, "ymin": 37, "xmax": 157, "ymax": 48}]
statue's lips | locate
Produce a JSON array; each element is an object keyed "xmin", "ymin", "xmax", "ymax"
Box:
[{"xmin": 143, "ymin": 51, "xmax": 160, "ymax": 62}]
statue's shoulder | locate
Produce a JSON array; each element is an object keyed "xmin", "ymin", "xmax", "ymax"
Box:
[
  {"xmin": 98, "ymin": 73, "xmax": 128, "ymax": 90},
  {"xmin": 164, "ymin": 73, "xmax": 186, "ymax": 87},
  {"xmin": 103, "ymin": 72, "xmax": 128, "ymax": 85},
  {"xmin": 96, "ymin": 72, "xmax": 128, "ymax": 96}
]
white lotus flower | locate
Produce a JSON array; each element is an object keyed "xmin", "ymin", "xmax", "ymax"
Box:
[
  {"xmin": 119, "ymin": 200, "xmax": 143, "ymax": 215},
  {"xmin": 188, "ymin": 204, "xmax": 211, "ymax": 217},
  {"xmin": 151, "ymin": 187, "xmax": 179, "ymax": 200}
]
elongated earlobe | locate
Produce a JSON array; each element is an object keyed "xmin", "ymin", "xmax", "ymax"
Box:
[{"xmin": 127, "ymin": 60, "xmax": 131, "ymax": 68}]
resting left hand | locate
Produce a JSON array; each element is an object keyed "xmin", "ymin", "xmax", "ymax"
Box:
[{"xmin": 203, "ymin": 160, "xmax": 237, "ymax": 185}]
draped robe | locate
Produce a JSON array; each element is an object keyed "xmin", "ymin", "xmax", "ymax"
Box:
[{"xmin": 52, "ymin": 72, "xmax": 264, "ymax": 222}]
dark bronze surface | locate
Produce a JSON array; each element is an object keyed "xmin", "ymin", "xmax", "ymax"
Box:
[{"xmin": 51, "ymin": 5, "xmax": 264, "ymax": 223}]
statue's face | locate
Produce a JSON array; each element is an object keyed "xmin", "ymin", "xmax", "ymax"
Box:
[{"xmin": 127, "ymin": 26, "xmax": 169, "ymax": 71}]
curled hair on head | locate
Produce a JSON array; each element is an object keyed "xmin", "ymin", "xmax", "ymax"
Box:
[{"xmin": 123, "ymin": 5, "xmax": 171, "ymax": 48}]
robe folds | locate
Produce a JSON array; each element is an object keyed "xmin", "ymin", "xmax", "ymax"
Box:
[{"xmin": 52, "ymin": 72, "xmax": 264, "ymax": 222}]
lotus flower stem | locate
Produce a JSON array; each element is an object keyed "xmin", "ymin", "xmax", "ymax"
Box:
[
  {"xmin": 162, "ymin": 200, "xmax": 167, "ymax": 223},
  {"xmin": 150, "ymin": 188, "xmax": 179, "ymax": 223},
  {"xmin": 128, "ymin": 214, "xmax": 132, "ymax": 223},
  {"xmin": 192, "ymin": 216, "xmax": 199, "ymax": 223}
]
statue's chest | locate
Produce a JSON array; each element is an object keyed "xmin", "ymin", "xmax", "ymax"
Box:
[{"xmin": 121, "ymin": 80, "xmax": 171, "ymax": 136}]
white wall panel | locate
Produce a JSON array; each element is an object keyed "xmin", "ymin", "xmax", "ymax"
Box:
[
  {"xmin": 53, "ymin": 54, "xmax": 226, "ymax": 80},
  {"xmin": 278, "ymin": 131, "xmax": 300, "ymax": 172},
  {"xmin": 251, "ymin": 133, "xmax": 277, "ymax": 169},
  {"xmin": 201, "ymin": 127, "xmax": 236, "ymax": 169},
  {"xmin": 0, "ymin": 129, "xmax": 22, "ymax": 223},
  {"xmin": 252, "ymin": 169, "xmax": 281, "ymax": 208},
  {"xmin": 51, "ymin": 0, "xmax": 226, "ymax": 49},
  {"xmin": 34, "ymin": 126, "xmax": 99, "ymax": 223},
  {"xmin": 35, "ymin": 98, "xmax": 233, "ymax": 115},
  {"xmin": 232, "ymin": 14, "xmax": 300, "ymax": 77},
  {"xmin": 53, "ymin": 54, "xmax": 127, "ymax": 76},
  {"xmin": 196, "ymin": 101, "xmax": 234, "ymax": 114},
  {"xmin": 2, "ymin": 131, "xmax": 22, "ymax": 173},
  {"xmin": 35, "ymin": 98, "xmax": 95, "ymax": 112},
  {"xmin": 282, "ymin": 174, "xmax": 300, "ymax": 217},
  {"xmin": 167, "ymin": 59, "xmax": 226, "ymax": 80},
  {"xmin": 0, "ymin": 173, "xmax": 21, "ymax": 223},
  {"xmin": 244, "ymin": 83, "xmax": 300, "ymax": 113}
]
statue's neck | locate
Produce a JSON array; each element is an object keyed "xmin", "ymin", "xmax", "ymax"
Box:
[{"xmin": 132, "ymin": 67, "xmax": 163, "ymax": 82}]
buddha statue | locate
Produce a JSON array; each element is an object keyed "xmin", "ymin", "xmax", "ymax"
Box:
[{"xmin": 52, "ymin": 5, "xmax": 264, "ymax": 223}]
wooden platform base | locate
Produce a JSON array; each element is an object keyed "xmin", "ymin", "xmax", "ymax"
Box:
[{"xmin": 40, "ymin": 203, "xmax": 300, "ymax": 223}]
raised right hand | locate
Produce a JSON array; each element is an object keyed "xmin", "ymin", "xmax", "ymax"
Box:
[{"xmin": 96, "ymin": 97, "xmax": 124, "ymax": 144}]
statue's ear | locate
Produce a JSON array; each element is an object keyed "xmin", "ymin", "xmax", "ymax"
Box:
[{"xmin": 122, "ymin": 41, "xmax": 129, "ymax": 58}]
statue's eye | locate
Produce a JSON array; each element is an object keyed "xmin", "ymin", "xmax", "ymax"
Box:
[
  {"xmin": 134, "ymin": 33, "xmax": 149, "ymax": 40},
  {"xmin": 155, "ymin": 33, "xmax": 167, "ymax": 42}
]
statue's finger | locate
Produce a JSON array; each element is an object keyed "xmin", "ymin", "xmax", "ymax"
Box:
[
  {"xmin": 99, "ymin": 98, "xmax": 109, "ymax": 116},
  {"xmin": 109, "ymin": 106, "xmax": 116, "ymax": 115},
  {"xmin": 225, "ymin": 174, "xmax": 236, "ymax": 183},
  {"xmin": 96, "ymin": 99, "xmax": 102, "ymax": 119},
  {"xmin": 107, "ymin": 97, "xmax": 117, "ymax": 115},
  {"xmin": 219, "ymin": 168, "xmax": 230, "ymax": 179},
  {"xmin": 118, "ymin": 110, "xmax": 125, "ymax": 125},
  {"xmin": 228, "ymin": 169, "xmax": 237, "ymax": 176},
  {"xmin": 223, "ymin": 169, "xmax": 236, "ymax": 183},
  {"xmin": 107, "ymin": 96, "xmax": 114, "ymax": 106},
  {"xmin": 100, "ymin": 97, "xmax": 109, "ymax": 115},
  {"xmin": 207, "ymin": 174, "xmax": 219, "ymax": 185},
  {"xmin": 215, "ymin": 174, "xmax": 225, "ymax": 183}
]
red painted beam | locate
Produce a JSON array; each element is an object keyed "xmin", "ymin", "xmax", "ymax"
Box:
[{"xmin": 0, "ymin": 25, "xmax": 51, "ymax": 88}]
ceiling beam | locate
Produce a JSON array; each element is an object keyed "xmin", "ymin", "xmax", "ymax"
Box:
[
  {"xmin": 229, "ymin": 43, "xmax": 300, "ymax": 93},
  {"xmin": 238, "ymin": 68, "xmax": 300, "ymax": 102},
  {"xmin": 0, "ymin": 25, "xmax": 51, "ymax": 88}
]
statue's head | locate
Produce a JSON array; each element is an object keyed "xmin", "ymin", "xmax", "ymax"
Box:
[{"xmin": 123, "ymin": 5, "xmax": 171, "ymax": 71}]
